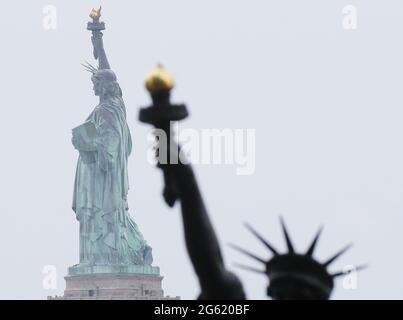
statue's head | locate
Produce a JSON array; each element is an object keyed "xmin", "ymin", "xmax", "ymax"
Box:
[
  {"xmin": 91, "ymin": 69, "xmax": 121, "ymax": 98},
  {"xmin": 82, "ymin": 62, "xmax": 121, "ymax": 98}
]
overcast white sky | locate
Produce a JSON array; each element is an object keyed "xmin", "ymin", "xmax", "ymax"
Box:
[{"xmin": 0, "ymin": 0, "xmax": 402, "ymax": 299}]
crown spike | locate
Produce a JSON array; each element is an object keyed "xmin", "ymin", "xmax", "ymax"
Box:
[
  {"xmin": 323, "ymin": 244, "xmax": 353, "ymax": 267},
  {"xmin": 82, "ymin": 67, "xmax": 95, "ymax": 74},
  {"xmin": 81, "ymin": 61, "xmax": 98, "ymax": 74},
  {"xmin": 229, "ymin": 243, "xmax": 266, "ymax": 264},
  {"xmin": 306, "ymin": 226, "xmax": 323, "ymax": 256},
  {"xmin": 233, "ymin": 263, "xmax": 266, "ymax": 274},
  {"xmin": 81, "ymin": 63, "xmax": 93, "ymax": 72},
  {"xmin": 331, "ymin": 264, "xmax": 368, "ymax": 278},
  {"xmin": 280, "ymin": 216, "xmax": 294, "ymax": 253},
  {"xmin": 244, "ymin": 222, "xmax": 278, "ymax": 255}
]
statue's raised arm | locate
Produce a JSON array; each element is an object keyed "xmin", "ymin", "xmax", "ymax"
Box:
[
  {"xmin": 87, "ymin": 7, "xmax": 111, "ymax": 70},
  {"xmin": 139, "ymin": 65, "xmax": 246, "ymax": 300}
]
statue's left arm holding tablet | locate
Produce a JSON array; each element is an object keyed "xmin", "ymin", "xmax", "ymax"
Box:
[{"xmin": 72, "ymin": 121, "xmax": 98, "ymax": 163}]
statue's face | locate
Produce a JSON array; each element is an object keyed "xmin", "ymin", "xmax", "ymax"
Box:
[{"xmin": 91, "ymin": 75, "xmax": 102, "ymax": 96}]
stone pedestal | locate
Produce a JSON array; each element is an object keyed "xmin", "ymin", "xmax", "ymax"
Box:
[{"xmin": 49, "ymin": 265, "xmax": 179, "ymax": 300}]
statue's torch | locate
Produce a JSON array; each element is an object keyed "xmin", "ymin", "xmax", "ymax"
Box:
[
  {"xmin": 87, "ymin": 7, "xmax": 105, "ymax": 61},
  {"xmin": 87, "ymin": 6, "xmax": 104, "ymax": 31},
  {"xmin": 139, "ymin": 65, "xmax": 189, "ymax": 207},
  {"xmin": 86, "ymin": 7, "xmax": 111, "ymax": 70}
]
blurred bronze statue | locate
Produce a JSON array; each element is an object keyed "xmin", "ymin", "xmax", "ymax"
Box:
[{"xmin": 139, "ymin": 65, "xmax": 365, "ymax": 300}]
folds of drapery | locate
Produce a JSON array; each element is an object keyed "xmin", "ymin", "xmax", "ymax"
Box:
[{"xmin": 72, "ymin": 98, "xmax": 151, "ymax": 266}]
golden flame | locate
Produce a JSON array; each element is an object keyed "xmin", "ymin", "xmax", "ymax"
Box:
[
  {"xmin": 145, "ymin": 64, "xmax": 175, "ymax": 93},
  {"xmin": 89, "ymin": 6, "xmax": 102, "ymax": 20}
]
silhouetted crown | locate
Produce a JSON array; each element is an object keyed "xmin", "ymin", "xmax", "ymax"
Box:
[{"xmin": 230, "ymin": 217, "xmax": 366, "ymax": 300}]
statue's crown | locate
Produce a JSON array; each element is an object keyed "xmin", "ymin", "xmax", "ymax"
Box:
[
  {"xmin": 145, "ymin": 64, "xmax": 175, "ymax": 93},
  {"xmin": 81, "ymin": 61, "xmax": 117, "ymax": 82},
  {"xmin": 231, "ymin": 217, "xmax": 366, "ymax": 300}
]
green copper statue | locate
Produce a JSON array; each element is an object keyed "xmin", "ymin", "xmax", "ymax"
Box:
[{"xmin": 71, "ymin": 7, "xmax": 153, "ymax": 269}]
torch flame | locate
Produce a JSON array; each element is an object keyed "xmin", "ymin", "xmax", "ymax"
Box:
[
  {"xmin": 145, "ymin": 64, "xmax": 176, "ymax": 93},
  {"xmin": 89, "ymin": 6, "xmax": 102, "ymax": 20}
]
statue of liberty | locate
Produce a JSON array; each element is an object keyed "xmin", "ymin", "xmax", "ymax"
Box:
[{"xmin": 71, "ymin": 7, "xmax": 152, "ymax": 268}]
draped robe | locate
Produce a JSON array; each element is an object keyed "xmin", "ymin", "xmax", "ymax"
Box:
[{"xmin": 72, "ymin": 96, "xmax": 152, "ymax": 266}]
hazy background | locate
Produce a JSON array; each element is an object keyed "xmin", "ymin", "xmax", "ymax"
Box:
[{"xmin": 0, "ymin": 0, "xmax": 401, "ymax": 299}]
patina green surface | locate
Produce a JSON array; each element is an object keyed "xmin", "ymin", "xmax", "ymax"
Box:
[
  {"xmin": 72, "ymin": 93, "xmax": 153, "ymax": 268},
  {"xmin": 68, "ymin": 265, "xmax": 160, "ymax": 276},
  {"xmin": 69, "ymin": 11, "xmax": 154, "ymax": 275}
]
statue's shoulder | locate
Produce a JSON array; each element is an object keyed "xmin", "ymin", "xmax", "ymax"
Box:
[
  {"xmin": 93, "ymin": 104, "xmax": 114, "ymax": 117},
  {"xmin": 91, "ymin": 104, "xmax": 122, "ymax": 130}
]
